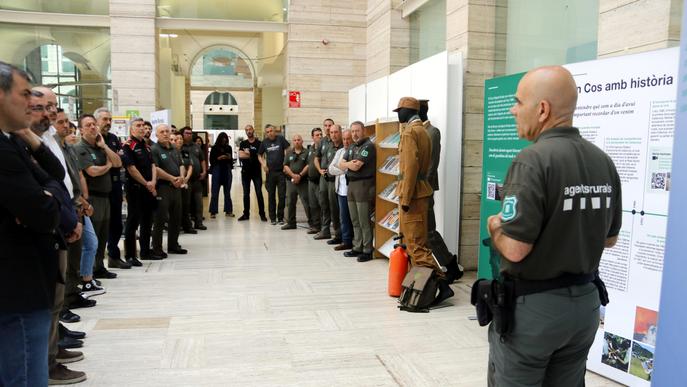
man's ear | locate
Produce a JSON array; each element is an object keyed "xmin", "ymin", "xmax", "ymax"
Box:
[{"xmin": 538, "ymin": 100, "xmax": 551, "ymax": 123}]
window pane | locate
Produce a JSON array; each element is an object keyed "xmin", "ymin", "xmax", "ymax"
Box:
[
  {"xmin": 0, "ymin": 0, "xmax": 108, "ymax": 15},
  {"xmin": 409, "ymin": 0, "xmax": 447, "ymax": 65},
  {"xmin": 157, "ymin": 0, "xmax": 287, "ymax": 22}
]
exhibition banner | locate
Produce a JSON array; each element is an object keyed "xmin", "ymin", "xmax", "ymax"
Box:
[{"xmin": 478, "ymin": 47, "xmax": 679, "ymax": 386}]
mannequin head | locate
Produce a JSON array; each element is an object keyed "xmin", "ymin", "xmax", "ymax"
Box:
[
  {"xmin": 419, "ymin": 100, "xmax": 429, "ymax": 121},
  {"xmin": 393, "ymin": 96, "xmax": 420, "ymax": 124},
  {"xmin": 396, "ymin": 107, "xmax": 418, "ymax": 124}
]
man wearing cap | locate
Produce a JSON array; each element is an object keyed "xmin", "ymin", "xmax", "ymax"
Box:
[
  {"xmin": 419, "ymin": 99, "xmax": 463, "ymax": 283},
  {"xmin": 394, "ymin": 96, "xmax": 454, "ymax": 305}
]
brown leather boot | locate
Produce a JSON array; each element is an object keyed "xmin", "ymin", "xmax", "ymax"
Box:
[
  {"xmin": 55, "ymin": 348, "xmax": 84, "ymax": 364},
  {"xmin": 48, "ymin": 363, "xmax": 86, "ymax": 385}
]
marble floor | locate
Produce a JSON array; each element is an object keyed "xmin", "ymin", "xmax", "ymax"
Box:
[{"xmin": 67, "ymin": 194, "xmax": 622, "ymax": 386}]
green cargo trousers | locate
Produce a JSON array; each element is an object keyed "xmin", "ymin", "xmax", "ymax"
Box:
[
  {"xmin": 286, "ymin": 180, "xmax": 310, "ymax": 227},
  {"xmin": 488, "ymin": 282, "xmax": 600, "ymax": 387}
]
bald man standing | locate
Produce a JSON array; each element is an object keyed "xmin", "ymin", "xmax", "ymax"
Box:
[{"xmin": 486, "ymin": 66, "xmax": 621, "ymax": 386}]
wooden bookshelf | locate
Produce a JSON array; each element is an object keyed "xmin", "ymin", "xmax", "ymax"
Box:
[{"xmin": 368, "ymin": 118, "xmax": 400, "ymax": 259}]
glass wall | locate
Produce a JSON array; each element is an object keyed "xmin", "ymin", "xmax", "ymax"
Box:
[
  {"xmin": 0, "ymin": 23, "xmax": 111, "ymax": 119},
  {"xmin": 505, "ymin": 0, "xmax": 599, "ymax": 74},
  {"xmin": 190, "ymin": 47, "xmax": 254, "ymax": 89},
  {"xmin": 0, "ymin": 0, "xmax": 108, "ymax": 15},
  {"xmin": 409, "ymin": 0, "xmax": 447, "ymax": 65},
  {"xmin": 157, "ymin": 0, "xmax": 287, "ymax": 22}
]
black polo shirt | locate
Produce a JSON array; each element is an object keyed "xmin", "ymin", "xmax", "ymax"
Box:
[
  {"xmin": 344, "ymin": 137, "xmax": 376, "ymax": 179},
  {"xmin": 122, "ymin": 137, "xmax": 154, "ymax": 187},
  {"xmin": 75, "ymin": 139, "xmax": 111, "ymax": 195},
  {"xmin": 499, "ymin": 127, "xmax": 622, "ymax": 281},
  {"xmin": 258, "ymin": 136, "xmax": 290, "ymax": 172},
  {"xmin": 239, "ymin": 138, "xmax": 262, "ymax": 174},
  {"xmin": 182, "ymin": 142, "xmax": 205, "ymax": 180},
  {"xmin": 104, "ymin": 132, "xmax": 123, "ymax": 183}
]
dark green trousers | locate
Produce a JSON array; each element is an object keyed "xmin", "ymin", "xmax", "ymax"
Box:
[
  {"xmin": 488, "ymin": 283, "xmax": 600, "ymax": 387},
  {"xmin": 286, "ymin": 180, "xmax": 310, "ymax": 226},
  {"xmin": 90, "ymin": 195, "xmax": 110, "ymax": 271},
  {"xmin": 153, "ymin": 184, "xmax": 182, "ymax": 251},
  {"xmin": 308, "ymin": 179, "xmax": 321, "ymax": 230}
]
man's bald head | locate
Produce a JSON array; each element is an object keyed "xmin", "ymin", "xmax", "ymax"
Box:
[
  {"xmin": 292, "ymin": 133, "xmax": 304, "ymax": 149},
  {"xmin": 511, "ymin": 66, "xmax": 578, "ymax": 140}
]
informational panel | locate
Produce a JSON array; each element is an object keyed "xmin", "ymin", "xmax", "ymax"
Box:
[
  {"xmin": 111, "ymin": 116, "xmax": 129, "ymax": 139},
  {"xmin": 348, "ymin": 84, "xmax": 366, "ymax": 124},
  {"xmin": 150, "ymin": 109, "xmax": 172, "ymax": 142},
  {"xmin": 478, "ymin": 47, "xmax": 678, "ymax": 386},
  {"xmin": 653, "ymin": 2, "xmax": 687, "ymax": 383}
]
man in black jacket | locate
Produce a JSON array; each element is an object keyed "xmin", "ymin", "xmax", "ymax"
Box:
[{"xmin": 0, "ymin": 62, "xmax": 75, "ymax": 387}]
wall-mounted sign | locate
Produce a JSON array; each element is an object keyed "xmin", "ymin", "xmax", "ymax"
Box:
[{"xmin": 288, "ymin": 91, "xmax": 301, "ymax": 108}]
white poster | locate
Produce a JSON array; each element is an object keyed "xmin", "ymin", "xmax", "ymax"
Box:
[
  {"xmin": 150, "ymin": 109, "xmax": 172, "ymax": 142},
  {"xmin": 565, "ymin": 48, "xmax": 678, "ymax": 386}
]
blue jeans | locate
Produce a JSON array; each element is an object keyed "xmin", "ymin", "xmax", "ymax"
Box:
[
  {"xmin": 209, "ymin": 166, "xmax": 233, "ymax": 215},
  {"xmin": 338, "ymin": 194, "xmax": 353, "ymax": 245},
  {"xmin": 80, "ymin": 216, "xmax": 97, "ymax": 277},
  {"xmin": 0, "ymin": 308, "xmax": 51, "ymax": 387}
]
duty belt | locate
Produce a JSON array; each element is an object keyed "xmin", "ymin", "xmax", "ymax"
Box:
[{"xmin": 507, "ymin": 272, "xmax": 596, "ymax": 298}]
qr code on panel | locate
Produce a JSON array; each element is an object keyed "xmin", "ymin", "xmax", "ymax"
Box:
[
  {"xmin": 651, "ymin": 172, "xmax": 666, "ymax": 190},
  {"xmin": 487, "ymin": 182, "xmax": 496, "ymax": 200}
]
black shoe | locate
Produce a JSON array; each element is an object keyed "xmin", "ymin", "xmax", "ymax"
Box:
[
  {"xmin": 183, "ymin": 228, "xmax": 198, "ymax": 234},
  {"xmin": 140, "ymin": 253, "xmax": 163, "ymax": 261},
  {"xmin": 108, "ymin": 257, "xmax": 132, "ymax": 269},
  {"xmin": 58, "ymin": 336, "xmax": 83, "ymax": 349},
  {"xmin": 334, "ymin": 244, "xmax": 353, "ymax": 251},
  {"xmin": 150, "ymin": 249, "xmax": 168, "ymax": 258},
  {"xmin": 343, "ymin": 250, "xmax": 362, "ymax": 258},
  {"xmin": 260, "ymin": 215, "xmax": 268, "ymax": 222},
  {"xmin": 59, "ymin": 310, "xmax": 81, "ymax": 324},
  {"xmin": 270, "ymin": 220, "xmax": 278, "ymax": 225},
  {"xmin": 126, "ymin": 257, "xmax": 143, "ymax": 266},
  {"xmin": 194, "ymin": 224, "xmax": 207, "ymax": 230},
  {"xmin": 356, "ymin": 253, "xmax": 373, "ymax": 262},
  {"xmin": 307, "ymin": 228, "xmax": 319, "ymax": 235},
  {"xmin": 277, "ymin": 220, "xmax": 285, "ymax": 225},
  {"xmin": 314, "ymin": 233, "xmax": 331, "ymax": 240},
  {"xmin": 80, "ymin": 280, "xmax": 106, "ymax": 299},
  {"xmin": 327, "ymin": 238, "xmax": 342, "ymax": 245},
  {"xmin": 168, "ymin": 247, "xmax": 188, "ymax": 254},
  {"xmin": 238, "ymin": 214, "xmax": 249, "ymax": 221},
  {"xmin": 93, "ymin": 268, "xmax": 117, "ymax": 279},
  {"xmin": 70, "ymin": 294, "xmax": 96, "ymax": 309},
  {"xmin": 93, "ymin": 279, "xmax": 102, "ymax": 286},
  {"xmin": 280, "ymin": 224, "xmax": 297, "ymax": 230},
  {"xmin": 432, "ymin": 279, "xmax": 455, "ymax": 307},
  {"xmin": 59, "ymin": 323, "xmax": 86, "ymax": 340}
]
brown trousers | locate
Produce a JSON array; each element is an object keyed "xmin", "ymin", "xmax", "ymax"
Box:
[
  {"xmin": 48, "ymin": 250, "xmax": 68, "ymax": 369},
  {"xmin": 399, "ymin": 197, "xmax": 443, "ymax": 277}
]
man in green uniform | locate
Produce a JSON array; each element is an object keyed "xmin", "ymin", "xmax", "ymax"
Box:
[
  {"xmin": 306, "ymin": 128, "xmax": 323, "ymax": 234},
  {"xmin": 151, "ymin": 124, "xmax": 188, "ymax": 257},
  {"xmin": 74, "ymin": 114, "xmax": 122, "ymax": 278},
  {"xmin": 313, "ymin": 119, "xmax": 336, "ymax": 240},
  {"xmin": 340, "ymin": 121, "xmax": 375, "ymax": 262},
  {"xmin": 314, "ymin": 123, "xmax": 343, "ymax": 244},
  {"xmin": 282, "ymin": 134, "xmax": 310, "ymax": 230},
  {"xmin": 487, "ymin": 66, "xmax": 622, "ymax": 386},
  {"xmin": 181, "ymin": 126, "xmax": 207, "ymax": 230}
]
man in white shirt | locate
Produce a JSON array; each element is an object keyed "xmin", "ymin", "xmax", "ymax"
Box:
[{"xmin": 327, "ymin": 128, "xmax": 354, "ymax": 251}]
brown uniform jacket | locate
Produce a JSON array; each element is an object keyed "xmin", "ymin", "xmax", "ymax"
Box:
[
  {"xmin": 397, "ymin": 118, "xmax": 433, "ymax": 206},
  {"xmin": 423, "ymin": 120, "xmax": 441, "ymax": 191}
]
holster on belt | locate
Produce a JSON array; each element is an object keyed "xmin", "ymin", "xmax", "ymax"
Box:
[{"xmin": 471, "ymin": 278, "xmax": 516, "ymax": 341}]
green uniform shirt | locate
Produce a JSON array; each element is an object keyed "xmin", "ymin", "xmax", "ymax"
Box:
[
  {"xmin": 306, "ymin": 143, "xmax": 321, "ymax": 180},
  {"xmin": 344, "ymin": 137, "xmax": 376, "ymax": 179},
  {"xmin": 316, "ymin": 137, "xmax": 340, "ymax": 170},
  {"xmin": 284, "ymin": 148, "xmax": 308, "ymax": 175},
  {"xmin": 74, "ymin": 139, "xmax": 112, "ymax": 194},
  {"xmin": 499, "ymin": 127, "xmax": 622, "ymax": 281},
  {"xmin": 151, "ymin": 142, "xmax": 182, "ymax": 179},
  {"xmin": 182, "ymin": 142, "xmax": 204, "ymax": 180}
]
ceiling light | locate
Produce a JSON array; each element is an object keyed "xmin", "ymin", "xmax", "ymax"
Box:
[{"xmin": 159, "ymin": 33, "xmax": 178, "ymax": 38}]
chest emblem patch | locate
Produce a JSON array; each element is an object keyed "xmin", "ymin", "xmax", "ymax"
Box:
[{"xmin": 501, "ymin": 196, "xmax": 518, "ymax": 222}]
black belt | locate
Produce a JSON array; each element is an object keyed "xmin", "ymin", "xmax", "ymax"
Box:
[
  {"xmin": 325, "ymin": 175, "xmax": 336, "ymax": 182},
  {"xmin": 508, "ymin": 272, "xmax": 596, "ymax": 298}
]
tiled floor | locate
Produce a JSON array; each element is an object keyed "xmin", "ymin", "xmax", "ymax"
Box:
[{"xmin": 66, "ymin": 190, "xmax": 622, "ymax": 386}]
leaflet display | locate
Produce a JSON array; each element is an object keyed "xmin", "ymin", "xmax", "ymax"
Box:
[{"xmin": 478, "ymin": 47, "xmax": 678, "ymax": 386}]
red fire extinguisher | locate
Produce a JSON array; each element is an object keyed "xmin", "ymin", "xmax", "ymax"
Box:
[{"xmin": 388, "ymin": 234, "xmax": 409, "ymax": 297}]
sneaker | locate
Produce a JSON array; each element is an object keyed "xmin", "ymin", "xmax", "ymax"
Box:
[
  {"xmin": 226, "ymin": 212, "xmax": 235, "ymax": 217},
  {"xmin": 93, "ymin": 279, "xmax": 102, "ymax": 286},
  {"xmin": 238, "ymin": 214, "xmax": 249, "ymax": 221},
  {"xmin": 56, "ymin": 348, "xmax": 84, "ymax": 364},
  {"xmin": 48, "ymin": 363, "xmax": 86, "ymax": 385},
  {"xmin": 277, "ymin": 219, "xmax": 285, "ymax": 225},
  {"xmin": 270, "ymin": 220, "xmax": 278, "ymax": 225},
  {"xmin": 80, "ymin": 280, "xmax": 106, "ymax": 299}
]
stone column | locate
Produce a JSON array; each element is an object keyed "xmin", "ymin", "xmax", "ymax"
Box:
[
  {"xmin": 598, "ymin": 0, "xmax": 682, "ymax": 57},
  {"xmin": 366, "ymin": 0, "xmax": 410, "ymax": 81},
  {"xmin": 447, "ymin": 0, "xmax": 507, "ymax": 270},
  {"xmin": 109, "ymin": 0, "xmax": 157, "ymax": 119}
]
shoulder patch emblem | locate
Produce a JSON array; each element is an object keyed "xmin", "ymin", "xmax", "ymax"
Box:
[
  {"xmin": 360, "ymin": 149, "xmax": 369, "ymax": 157},
  {"xmin": 501, "ymin": 196, "xmax": 518, "ymax": 222}
]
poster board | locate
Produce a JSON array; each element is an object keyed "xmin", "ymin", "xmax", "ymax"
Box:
[
  {"xmin": 478, "ymin": 47, "xmax": 678, "ymax": 386},
  {"xmin": 150, "ymin": 109, "xmax": 172, "ymax": 142},
  {"xmin": 111, "ymin": 116, "xmax": 129, "ymax": 139}
]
